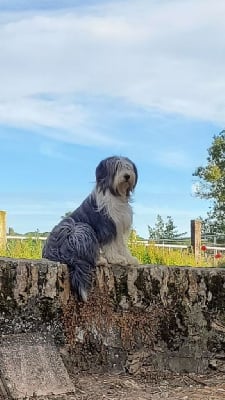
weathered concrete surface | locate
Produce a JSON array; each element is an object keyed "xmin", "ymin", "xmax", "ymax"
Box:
[
  {"xmin": 1, "ymin": 257, "xmax": 225, "ymax": 376},
  {"xmin": 0, "ymin": 333, "xmax": 75, "ymax": 398}
]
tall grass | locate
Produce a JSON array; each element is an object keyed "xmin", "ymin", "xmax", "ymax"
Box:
[
  {"xmin": 0, "ymin": 238, "xmax": 43, "ymax": 259},
  {"xmin": 0, "ymin": 238, "xmax": 222, "ymax": 267},
  {"xmin": 129, "ymin": 242, "xmax": 207, "ymax": 266}
]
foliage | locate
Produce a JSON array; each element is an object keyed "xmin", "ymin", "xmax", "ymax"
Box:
[
  {"xmin": 8, "ymin": 227, "xmax": 16, "ymax": 236},
  {"xmin": 0, "ymin": 238, "xmax": 43, "ymax": 259},
  {"xmin": 193, "ymin": 130, "xmax": 225, "ymax": 234},
  {"xmin": 0, "ymin": 237, "xmax": 218, "ymax": 268},
  {"xmin": 8, "ymin": 227, "xmax": 49, "ymax": 238},
  {"xmin": 197, "ymin": 215, "xmax": 225, "ymax": 243},
  {"xmin": 129, "ymin": 229, "xmax": 146, "ymax": 242},
  {"xmin": 129, "ymin": 242, "xmax": 213, "ymax": 267},
  {"xmin": 148, "ymin": 214, "xmax": 187, "ymax": 241}
]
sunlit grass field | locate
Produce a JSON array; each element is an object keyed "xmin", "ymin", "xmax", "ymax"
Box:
[
  {"xmin": 0, "ymin": 238, "xmax": 223, "ymax": 267},
  {"xmin": 129, "ymin": 242, "xmax": 200, "ymax": 266},
  {"xmin": 0, "ymin": 238, "xmax": 43, "ymax": 260}
]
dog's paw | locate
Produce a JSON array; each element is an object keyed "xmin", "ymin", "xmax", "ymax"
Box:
[
  {"xmin": 106, "ymin": 254, "xmax": 127, "ymax": 266},
  {"xmin": 107, "ymin": 254, "xmax": 139, "ymax": 266},
  {"xmin": 126, "ymin": 255, "xmax": 139, "ymax": 266},
  {"xmin": 96, "ymin": 255, "xmax": 108, "ymax": 267}
]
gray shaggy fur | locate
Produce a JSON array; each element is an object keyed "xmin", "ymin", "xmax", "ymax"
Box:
[{"xmin": 42, "ymin": 156, "xmax": 137, "ymax": 302}]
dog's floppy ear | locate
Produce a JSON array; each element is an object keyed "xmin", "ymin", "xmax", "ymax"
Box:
[
  {"xmin": 95, "ymin": 159, "xmax": 110, "ymax": 194},
  {"xmin": 95, "ymin": 159, "xmax": 107, "ymax": 183},
  {"xmin": 96, "ymin": 157, "xmax": 118, "ymax": 194},
  {"xmin": 132, "ymin": 161, "xmax": 138, "ymax": 188},
  {"xmin": 124, "ymin": 157, "xmax": 138, "ymax": 189}
]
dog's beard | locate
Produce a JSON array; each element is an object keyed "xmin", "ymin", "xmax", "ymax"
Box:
[
  {"xmin": 113, "ymin": 171, "xmax": 136, "ymax": 198},
  {"xmin": 115, "ymin": 181, "xmax": 131, "ymax": 197}
]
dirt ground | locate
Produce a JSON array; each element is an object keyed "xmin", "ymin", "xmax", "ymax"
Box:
[
  {"xmin": 1, "ymin": 369, "xmax": 225, "ymax": 399},
  {"xmin": 49, "ymin": 370, "xmax": 225, "ymax": 400}
]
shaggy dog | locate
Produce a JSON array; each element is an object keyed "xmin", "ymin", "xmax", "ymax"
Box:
[{"xmin": 42, "ymin": 156, "xmax": 138, "ymax": 301}]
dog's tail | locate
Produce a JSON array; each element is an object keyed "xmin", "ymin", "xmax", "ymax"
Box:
[
  {"xmin": 67, "ymin": 260, "xmax": 93, "ymax": 302},
  {"xmin": 42, "ymin": 217, "xmax": 99, "ymax": 302}
]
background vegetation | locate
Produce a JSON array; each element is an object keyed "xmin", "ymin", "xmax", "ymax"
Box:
[
  {"xmin": 193, "ymin": 130, "xmax": 225, "ymax": 238},
  {"xmin": 2, "ymin": 131, "xmax": 225, "ymax": 267},
  {"xmin": 1, "ymin": 235, "xmax": 224, "ymax": 268}
]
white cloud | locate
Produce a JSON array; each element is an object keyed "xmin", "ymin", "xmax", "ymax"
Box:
[
  {"xmin": 39, "ymin": 142, "xmax": 71, "ymax": 160},
  {"xmin": 0, "ymin": 97, "xmax": 85, "ymax": 129},
  {"xmin": 153, "ymin": 149, "xmax": 193, "ymax": 169},
  {"xmin": 0, "ymin": 0, "xmax": 225, "ymax": 144},
  {"xmin": 0, "ymin": 97, "xmax": 121, "ymax": 146}
]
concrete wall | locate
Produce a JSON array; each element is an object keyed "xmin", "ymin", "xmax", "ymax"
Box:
[{"xmin": 1, "ymin": 257, "xmax": 225, "ymax": 375}]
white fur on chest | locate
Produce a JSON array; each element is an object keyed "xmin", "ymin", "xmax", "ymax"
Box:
[{"xmin": 95, "ymin": 189, "xmax": 132, "ymax": 234}]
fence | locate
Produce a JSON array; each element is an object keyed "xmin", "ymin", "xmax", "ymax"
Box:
[
  {"xmin": 1, "ymin": 212, "xmax": 225, "ymax": 258},
  {"xmin": 7, "ymin": 235, "xmax": 47, "ymax": 241}
]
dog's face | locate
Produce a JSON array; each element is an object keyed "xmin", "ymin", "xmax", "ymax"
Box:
[{"xmin": 96, "ymin": 156, "xmax": 138, "ymax": 198}]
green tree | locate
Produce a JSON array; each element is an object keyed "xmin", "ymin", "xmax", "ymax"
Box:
[
  {"xmin": 8, "ymin": 227, "xmax": 15, "ymax": 236},
  {"xmin": 148, "ymin": 215, "xmax": 186, "ymax": 241},
  {"xmin": 148, "ymin": 214, "xmax": 165, "ymax": 240},
  {"xmin": 193, "ymin": 131, "xmax": 225, "ymax": 233},
  {"xmin": 128, "ymin": 229, "xmax": 146, "ymax": 242},
  {"xmin": 164, "ymin": 216, "xmax": 179, "ymax": 239},
  {"xmin": 197, "ymin": 216, "xmax": 215, "ymax": 238}
]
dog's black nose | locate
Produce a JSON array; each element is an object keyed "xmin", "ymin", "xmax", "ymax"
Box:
[{"xmin": 124, "ymin": 173, "xmax": 130, "ymax": 181}]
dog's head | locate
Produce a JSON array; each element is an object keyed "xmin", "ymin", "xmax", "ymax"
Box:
[{"xmin": 95, "ymin": 156, "xmax": 138, "ymax": 198}]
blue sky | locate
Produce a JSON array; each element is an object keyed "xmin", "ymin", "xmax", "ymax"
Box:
[{"xmin": 0, "ymin": 0, "xmax": 224, "ymax": 238}]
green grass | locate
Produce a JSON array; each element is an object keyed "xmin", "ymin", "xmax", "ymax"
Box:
[
  {"xmin": 0, "ymin": 238, "xmax": 43, "ymax": 259},
  {"xmin": 130, "ymin": 242, "xmax": 209, "ymax": 267},
  {"xmin": 0, "ymin": 238, "xmax": 224, "ymax": 267},
  {"xmin": 130, "ymin": 242, "xmax": 225, "ymax": 267}
]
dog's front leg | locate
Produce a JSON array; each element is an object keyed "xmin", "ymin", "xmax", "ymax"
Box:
[
  {"xmin": 117, "ymin": 234, "xmax": 139, "ymax": 266},
  {"xmin": 96, "ymin": 253, "xmax": 108, "ymax": 267},
  {"xmin": 102, "ymin": 236, "xmax": 139, "ymax": 266}
]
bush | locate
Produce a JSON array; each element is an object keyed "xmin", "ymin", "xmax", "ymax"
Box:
[{"xmin": 0, "ymin": 238, "xmax": 217, "ymax": 267}]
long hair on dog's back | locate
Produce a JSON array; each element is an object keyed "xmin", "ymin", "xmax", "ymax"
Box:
[{"xmin": 42, "ymin": 156, "xmax": 138, "ymax": 302}]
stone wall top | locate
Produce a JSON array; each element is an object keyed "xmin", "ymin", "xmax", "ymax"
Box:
[{"xmin": 1, "ymin": 257, "xmax": 225, "ymax": 374}]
